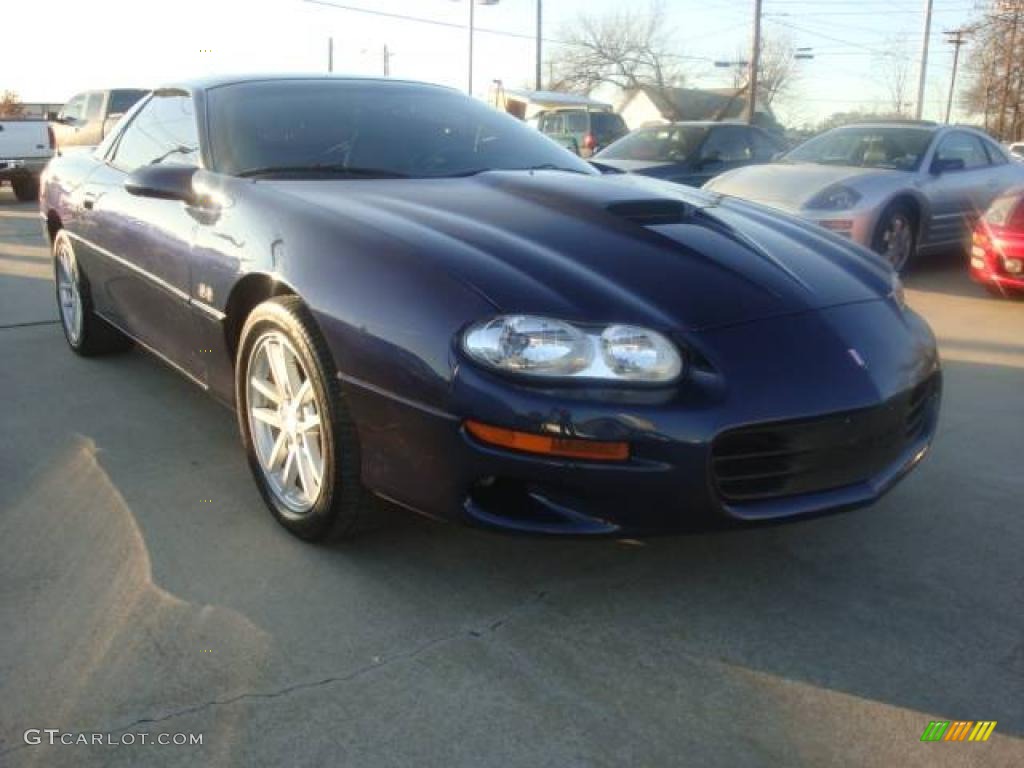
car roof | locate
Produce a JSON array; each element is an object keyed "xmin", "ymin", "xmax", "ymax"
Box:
[{"xmin": 159, "ymin": 73, "xmax": 459, "ymax": 94}]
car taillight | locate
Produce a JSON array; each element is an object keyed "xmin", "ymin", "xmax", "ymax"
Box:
[
  {"xmin": 583, "ymin": 133, "xmax": 596, "ymax": 151},
  {"xmin": 47, "ymin": 125, "xmax": 56, "ymax": 150}
]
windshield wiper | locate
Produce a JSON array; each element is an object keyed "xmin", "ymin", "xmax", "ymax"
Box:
[
  {"xmin": 236, "ymin": 164, "xmax": 409, "ymax": 179},
  {"xmin": 437, "ymin": 164, "xmax": 589, "ymax": 178}
]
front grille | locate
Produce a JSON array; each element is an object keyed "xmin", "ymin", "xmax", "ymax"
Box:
[{"xmin": 712, "ymin": 375, "xmax": 939, "ymax": 503}]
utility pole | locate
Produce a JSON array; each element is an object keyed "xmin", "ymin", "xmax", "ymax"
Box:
[
  {"xmin": 746, "ymin": 0, "xmax": 762, "ymax": 124},
  {"xmin": 383, "ymin": 44, "xmax": 392, "ymax": 77},
  {"xmin": 328, "ymin": 37, "xmax": 334, "ymax": 73},
  {"xmin": 914, "ymin": 0, "xmax": 934, "ymax": 119},
  {"xmin": 943, "ymin": 29, "xmax": 969, "ymax": 123},
  {"xmin": 535, "ymin": 0, "xmax": 543, "ymax": 91}
]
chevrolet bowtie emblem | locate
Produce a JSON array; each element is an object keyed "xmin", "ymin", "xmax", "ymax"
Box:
[{"xmin": 848, "ymin": 348, "xmax": 867, "ymax": 369}]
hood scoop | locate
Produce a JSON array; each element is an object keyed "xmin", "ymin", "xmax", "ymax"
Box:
[{"xmin": 606, "ymin": 199, "xmax": 689, "ymax": 226}]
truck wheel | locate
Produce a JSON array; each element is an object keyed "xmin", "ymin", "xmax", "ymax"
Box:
[{"xmin": 12, "ymin": 176, "xmax": 39, "ymax": 202}]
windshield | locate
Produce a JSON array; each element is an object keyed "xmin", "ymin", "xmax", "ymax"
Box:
[
  {"xmin": 206, "ymin": 80, "xmax": 596, "ymax": 179},
  {"xmin": 598, "ymin": 125, "xmax": 708, "ymax": 162},
  {"xmin": 784, "ymin": 126, "xmax": 934, "ymax": 171}
]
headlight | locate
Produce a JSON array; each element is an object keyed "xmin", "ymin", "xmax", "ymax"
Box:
[
  {"xmin": 462, "ymin": 315, "xmax": 682, "ymax": 382},
  {"xmin": 806, "ymin": 184, "xmax": 861, "ymax": 211}
]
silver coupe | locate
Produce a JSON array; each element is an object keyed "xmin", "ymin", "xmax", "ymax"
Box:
[{"xmin": 703, "ymin": 122, "xmax": 1024, "ymax": 270}]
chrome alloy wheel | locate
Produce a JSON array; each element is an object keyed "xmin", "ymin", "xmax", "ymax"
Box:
[
  {"xmin": 881, "ymin": 212, "xmax": 913, "ymax": 271},
  {"xmin": 55, "ymin": 236, "xmax": 83, "ymax": 345},
  {"xmin": 247, "ymin": 332, "xmax": 325, "ymax": 516}
]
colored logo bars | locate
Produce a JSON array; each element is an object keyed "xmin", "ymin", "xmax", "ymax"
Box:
[{"xmin": 921, "ymin": 721, "xmax": 997, "ymax": 742}]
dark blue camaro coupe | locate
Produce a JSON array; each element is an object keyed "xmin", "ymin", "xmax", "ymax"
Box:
[{"xmin": 40, "ymin": 75, "xmax": 941, "ymax": 540}]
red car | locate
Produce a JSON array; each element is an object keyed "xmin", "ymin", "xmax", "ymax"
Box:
[{"xmin": 971, "ymin": 191, "xmax": 1024, "ymax": 294}]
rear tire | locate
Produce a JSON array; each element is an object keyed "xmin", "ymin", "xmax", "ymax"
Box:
[
  {"xmin": 12, "ymin": 176, "xmax": 39, "ymax": 202},
  {"xmin": 53, "ymin": 230, "xmax": 133, "ymax": 356},
  {"xmin": 236, "ymin": 296, "xmax": 366, "ymax": 542}
]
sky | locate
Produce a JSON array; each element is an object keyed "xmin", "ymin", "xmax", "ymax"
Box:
[{"xmin": 0, "ymin": 0, "xmax": 985, "ymax": 126}]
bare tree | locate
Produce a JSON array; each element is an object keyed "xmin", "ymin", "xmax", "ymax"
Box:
[
  {"xmin": 875, "ymin": 36, "xmax": 912, "ymax": 115},
  {"xmin": 0, "ymin": 91, "xmax": 25, "ymax": 117},
  {"xmin": 726, "ymin": 36, "xmax": 799, "ymax": 108},
  {"xmin": 546, "ymin": 1, "xmax": 685, "ymax": 94},
  {"xmin": 963, "ymin": 1, "xmax": 1024, "ymax": 140},
  {"xmin": 758, "ymin": 37, "xmax": 800, "ymax": 108}
]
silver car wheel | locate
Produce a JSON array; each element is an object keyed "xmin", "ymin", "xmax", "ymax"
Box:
[
  {"xmin": 246, "ymin": 332, "xmax": 325, "ymax": 517},
  {"xmin": 55, "ymin": 236, "xmax": 83, "ymax": 345},
  {"xmin": 881, "ymin": 212, "xmax": 913, "ymax": 271}
]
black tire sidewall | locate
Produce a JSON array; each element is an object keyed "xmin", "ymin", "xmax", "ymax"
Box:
[
  {"xmin": 873, "ymin": 203, "xmax": 916, "ymax": 272},
  {"xmin": 235, "ymin": 298, "xmax": 362, "ymax": 541}
]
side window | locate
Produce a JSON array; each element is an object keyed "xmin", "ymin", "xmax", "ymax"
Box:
[
  {"xmin": 700, "ymin": 126, "xmax": 752, "ymax": 163},
  {"xmin": 565, "ymin": 112, "xmax": 587, "ymax": 133},
  {"xmin": 112, "ymin": 93, "xmax": 200, "ymax": 172},
  {"xmin": 541, "ymin": 113, "xmax": 564, "ymax": 134},
  {"xmin": 982, "ymin": 139, "xmax": 1009, "ymax": 166},
  {"xmin": 60, "ymin": 94, "xmax": 87, "ymax": 123},
  {"xmin": 750, "ymin": 129, "xmax": 782, "ymax": 161},
  {"xmin": 84, "ymin": 92, "xmax": 104, "ymax": 122},
  {"xmin": 935, "ymin": 132, "xmax": 989, "ymax": 170}
]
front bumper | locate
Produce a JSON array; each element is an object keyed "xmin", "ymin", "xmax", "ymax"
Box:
[
  {"xmin": 343, "ymin": 301, "xmax": 941, "ymax": 535},
  {"xmin": 750, "ymin": 199, "xmax": 879, "ymax": 248}
]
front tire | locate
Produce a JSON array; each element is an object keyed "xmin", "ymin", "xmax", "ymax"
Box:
[
  {"xmin": 872, "ymin": 202, "xmax": 916, "ymax": 272},
  {"xmin": 236, "ymin": 296, "xmax": 365, "ymax": 542},
  {"xmin": 53, "ymin": 230, "xmax": 132, "ymax": 356}
]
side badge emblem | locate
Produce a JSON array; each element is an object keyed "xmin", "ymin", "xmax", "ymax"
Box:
[{"xmin": 848, "ymin": 348, "xmax": 867, "ymax": 369}]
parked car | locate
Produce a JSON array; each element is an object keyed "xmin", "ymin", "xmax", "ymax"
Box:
[
  {"xmin": 0, "ymin": 118, "xmax": 53, "ymax": 200},
  {"xmin": 40, "ymin": 75, "xmax": 941, "ymax": 541},
  {"xmin": 971, "ymin": 189, "xmax": 1024, "ymax": 295},
  {"xmin": 704, "ymin": 122, "xmax": 1024, "ymax": 271},
  {"xmin": 536, "ymin": 108, "xmax": 627, "ymax": 157},
  {"xmin": 1008, "ymin": 142, "xmax": 1024, "ymax": 161},
  {"xmin": 51, "ymin": 89, "xmax": 149, "ymax": 152},
  {"xmin": 593, "ymin": 122, "xmax": 785, "ymax": 187}
]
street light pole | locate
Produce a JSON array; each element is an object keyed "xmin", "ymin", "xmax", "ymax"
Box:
[
  {"xmin": 468, "ymin": 0, "xmax": 475, "ymax": 95},
  {"xmin": 746, "ymin": 0, "xmax": 763, "ymax": 124},
  {"xmin": 914, "ymin": 0, "xmax": 934, "ymax": 119},
  {"xmin": 536, "ymin": 0, "xmax": 543, "ymax": 92}
]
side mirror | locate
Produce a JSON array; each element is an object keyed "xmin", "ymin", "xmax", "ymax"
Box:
[
  {"xmin": 125, "ymin": 164, "xmax": 199, "ymax": 204},
  {"xmin": 931, "ymin": 157, "xmax": 965, "ymax": 175}
]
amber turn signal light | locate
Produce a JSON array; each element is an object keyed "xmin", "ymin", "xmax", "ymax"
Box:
[{"xmin": 465, "ymin": 420, "xmax": 629, "ymax": 461}]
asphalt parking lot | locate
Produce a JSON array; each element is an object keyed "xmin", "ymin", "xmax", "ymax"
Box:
[{"xmin": 0, "ymin": 185, "xmax": 1021, "ymax": 768}]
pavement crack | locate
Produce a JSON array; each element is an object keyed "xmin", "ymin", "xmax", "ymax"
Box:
[
  {"xmin": 0, "ymin": 589, "xmax": 548, "ymax": 756},
  {"xmin": 0, "ymin": 319, "xmax": 60, "ymax": 331}
]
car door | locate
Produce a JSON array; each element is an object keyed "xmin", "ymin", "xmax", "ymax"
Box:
[
  {"xmin": 686, "ymin": 125, "xmax": 755, "ymax": 187},
  {"xmin": 78, "ymin": 92, "xmax": 107, "ymax": 147},
  {"xmin": 76, "ymin": 91, "xmax": 204, "ymax": 378},
  {"xmin": 52, "ymin": 93, "xmax": 87, "ymax": 150},
  {"xmin": 922, "ymin": 131, "xmax": 997, "ymax": 247}
]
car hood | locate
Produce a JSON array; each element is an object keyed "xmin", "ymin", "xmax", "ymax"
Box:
[
  {"xmin": 705, "ymin": 162, "xmax": 905, "ymax": 210},
  {"xmin": 267, "ymin": 171, "xmax": 891, "ymax": 331}
]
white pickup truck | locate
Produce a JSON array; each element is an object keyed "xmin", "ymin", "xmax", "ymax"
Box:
[{"xmin": 0, "ymin": 119, "xmax": 53, "ymax": 201}]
